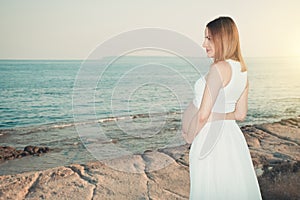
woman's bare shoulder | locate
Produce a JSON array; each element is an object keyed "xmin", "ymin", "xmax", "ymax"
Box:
[
  {"xmin": 210, "ymin": 61, "xmax": 232, "ymax": 85},
  {"xmin": 211, "ymin": 60, "xmax": 231, "ymax": 71}
]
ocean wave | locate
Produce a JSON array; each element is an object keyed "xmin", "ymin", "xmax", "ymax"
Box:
[{"xmin": 0, "ymin": 111, "xmax": 181, "ymax": 135}]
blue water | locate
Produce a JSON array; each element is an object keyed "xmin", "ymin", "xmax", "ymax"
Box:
[
  {"xmin": 0, "ymin": 57, "xmax": 299, "ymax": 175},
  {"xmin": 0, "ymin": 60, "xmax": 79, "ymax": 128},
  {"xmin": 1, "ymin": 57, "xmax": 299, "ymax": 129}
]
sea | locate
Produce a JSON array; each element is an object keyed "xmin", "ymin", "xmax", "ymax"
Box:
[{"xmin": 0, "ymin": 56, "xmax": 299, "ymax": 175}]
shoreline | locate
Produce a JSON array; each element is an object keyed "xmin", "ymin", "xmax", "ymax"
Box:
[{"xmin": 0, "ymin": 116, "xmax": 299, "ymax": 199}]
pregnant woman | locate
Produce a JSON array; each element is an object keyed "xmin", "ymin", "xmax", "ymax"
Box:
[{"xmin": 182, "ymin": 16, "xmax": 262, "ymax": 199}]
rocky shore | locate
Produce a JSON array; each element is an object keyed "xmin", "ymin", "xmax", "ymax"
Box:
[
  {"xmin": 0, "ymin": 146, "xmax": 50, "ymax": 163},
  {"xmin": 0, "ymin": 117, "xmax": 299, "ymax": 200}
]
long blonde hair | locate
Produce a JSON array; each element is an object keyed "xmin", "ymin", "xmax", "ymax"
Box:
[{"xmin": 207, "ymin": 16, "xmax": 246, "ymax": 72}]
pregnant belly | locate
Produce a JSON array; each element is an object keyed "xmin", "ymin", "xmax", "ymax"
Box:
[{"xmin": 182, "ymin": 101, "xmax": 199, "ymax": 134}]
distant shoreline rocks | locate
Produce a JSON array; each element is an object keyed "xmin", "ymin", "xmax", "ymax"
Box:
[{"xmin": 0, "ymin": 145, "xmax": 50, "ymax": 162}]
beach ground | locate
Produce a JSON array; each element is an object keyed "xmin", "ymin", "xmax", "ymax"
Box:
[{"xmin": 0, "ymin": 117, "xmax": 299, "ymax": 200}]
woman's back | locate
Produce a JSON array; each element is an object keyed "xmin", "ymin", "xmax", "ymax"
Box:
[
  {"xmin": 193, "ymin": 59, "xmax": 247, "ymax": 114},
  {"xmin": 212, "ymin": 59, "xmax": 248, "ymax": 113}
]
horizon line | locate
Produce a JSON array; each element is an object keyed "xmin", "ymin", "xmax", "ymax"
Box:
[{"xmin": 0, "ymin": 55, "xmax": 300, "ymax": 61}]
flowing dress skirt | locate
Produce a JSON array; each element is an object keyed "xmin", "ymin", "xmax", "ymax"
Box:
[{"xmin": 189, "ymin": 120, "xmax": 262, "ymax": 200}]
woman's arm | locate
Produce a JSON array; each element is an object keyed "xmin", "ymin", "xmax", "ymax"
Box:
[
  {"xmin": 182, "ymin": 63, "xmax": 224, "ymax": 143},
  {"xmin": 233, "ymin": 79, "xmax": 249, "ymax": 121}
]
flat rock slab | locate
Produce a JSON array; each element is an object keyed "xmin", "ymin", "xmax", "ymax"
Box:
[
  {"xmin": 0, "ymin": 166, "xmax": 95, "ymax": 200},
  {"xmin": 0, "ymin": 152, "xmax": 189, "ymax": 200}
]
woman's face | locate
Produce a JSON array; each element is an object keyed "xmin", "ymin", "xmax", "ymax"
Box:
[{"xmin": 202, "ymin": 27, "xmax": 215, "ymax": 58}]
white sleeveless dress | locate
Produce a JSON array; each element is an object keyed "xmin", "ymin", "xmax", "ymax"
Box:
[{"xmin": 189, "ymin": 59, "xmax": 262, "ymax": 199}]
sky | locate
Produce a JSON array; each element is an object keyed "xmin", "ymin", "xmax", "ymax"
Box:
[{"xmin": 0, "ymin": 0, "xmax": 300, "ymax": 59}]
